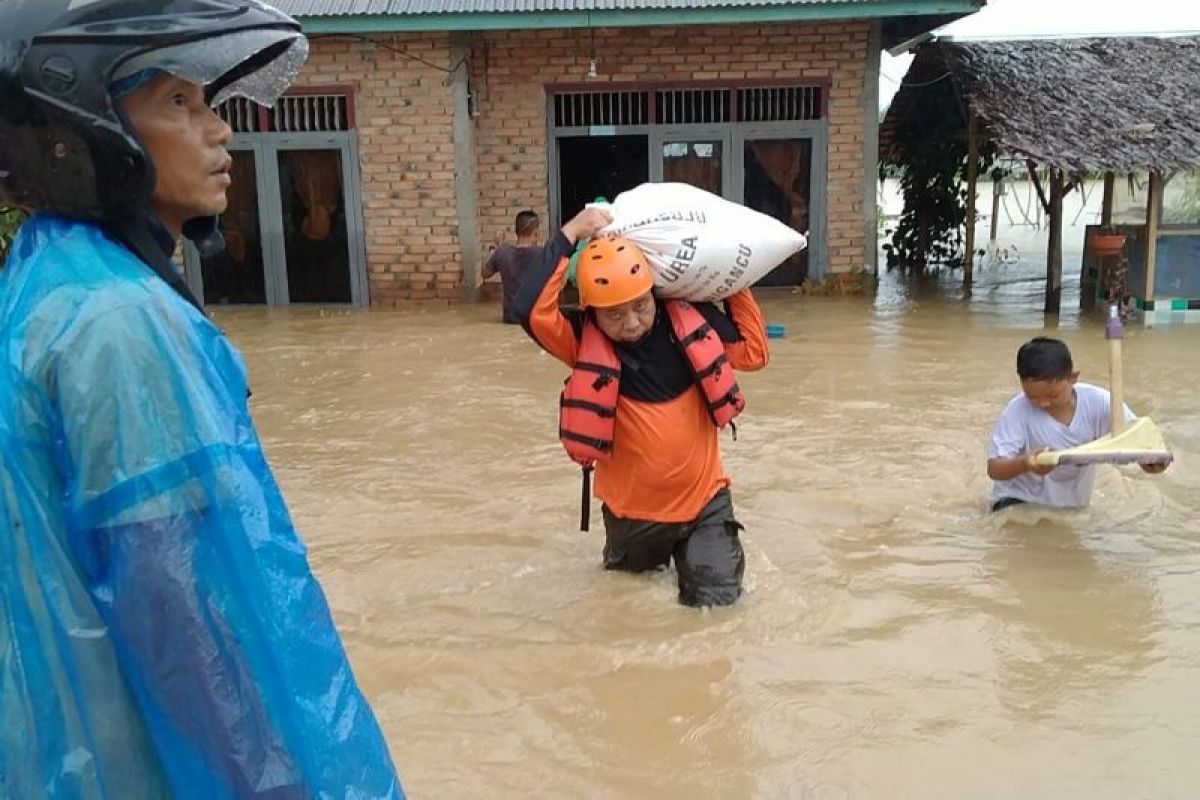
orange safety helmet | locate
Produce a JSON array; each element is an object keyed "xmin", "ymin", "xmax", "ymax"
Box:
[{"xmin": 576, "ymin": 235, "xmax": 655, "ymax": 308}]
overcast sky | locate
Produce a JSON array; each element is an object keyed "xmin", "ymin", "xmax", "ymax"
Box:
[{"xmin": 880, "ymin": 0, "xmax": 1200, "ymax": 108}]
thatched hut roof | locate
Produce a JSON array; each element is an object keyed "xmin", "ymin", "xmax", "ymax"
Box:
[{"xmin": 880, "ymin": 36, "xmax": 1200, "ymax": 174}]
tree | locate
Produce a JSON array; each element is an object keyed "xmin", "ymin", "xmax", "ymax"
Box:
[
  {"xmin": 881, "ymin": 75, "xmax": 996, "ymax": 272},
  {"xmin": 0, "ymin": 206, "xmax": 26, "ymax": 266}
]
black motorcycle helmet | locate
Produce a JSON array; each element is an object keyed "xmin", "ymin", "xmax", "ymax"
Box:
[{"xmin": 0, "ymin": 0, "xmax": 307, "ymax": 225}]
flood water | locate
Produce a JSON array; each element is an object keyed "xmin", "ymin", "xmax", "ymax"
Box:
[{"xmin": 216, "ymin": 259, "xmax": 1200, "ymax": 799}]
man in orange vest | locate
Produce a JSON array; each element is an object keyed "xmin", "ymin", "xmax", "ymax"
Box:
[{"xmin": 514, "ymin": 209, "xmax": 770, "ymax": 607}]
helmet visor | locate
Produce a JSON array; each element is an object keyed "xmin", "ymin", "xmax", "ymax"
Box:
[{"xmin": 111, "ymin": 28, "xmax": 308, "ymax": 107}]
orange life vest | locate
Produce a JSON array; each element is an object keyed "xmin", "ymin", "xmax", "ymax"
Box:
[{"xmin": 558, "ymin": 300, "xmax": 745, "ymax": 468}]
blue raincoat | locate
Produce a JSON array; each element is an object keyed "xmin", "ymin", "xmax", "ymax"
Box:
[{"xmin": 0, "ymin": 215, "xmax": 404, "ymax": 799}]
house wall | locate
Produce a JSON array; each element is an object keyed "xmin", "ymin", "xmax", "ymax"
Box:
[{"xmin": 297, "ymin": 21, "xmax": 874, "ymax": 305}]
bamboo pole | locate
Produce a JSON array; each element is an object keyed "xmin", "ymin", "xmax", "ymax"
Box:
[
  {"xmin": 1106, "ymin": 303, "xmax": 1125, "ymax": 435},
  {"xmin": 1144, "ymin": 171, "xmax": 1162, "ymax": 304},
  {"xmin": 990, "ymin": 174, "xmax": 1002, "ymax": 245},
  {"xmin": 964, "ymin": 107, "xmax": 978, "ymax": 283}
]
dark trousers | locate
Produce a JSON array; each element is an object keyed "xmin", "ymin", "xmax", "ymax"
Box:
[{"xmin": 601, "ymin": 488, "xmax": 745, "ymax": 608}]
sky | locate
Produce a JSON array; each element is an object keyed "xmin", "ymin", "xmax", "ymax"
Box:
[{"xmin": 880, "ymin": 0, "xmax": 1200, "ymax": 109}]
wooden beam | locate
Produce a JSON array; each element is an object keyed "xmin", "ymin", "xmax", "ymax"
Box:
[
  {"xmin": 1026, "ymin": 159, "xmax": 1051, "ymax": 214},
  {"xmin": 1101, "ymin": 172, "xmax": 1115, "ymax": 226},
  {"xmin": 1144, "ymin": 171, "xmax": 1162, "ymax": 302},
  {"xmin": 990, "ymin": 174, "xmax": 1002, "ymax": 244},
  {"xmin": 1044, "ymin": 168, "xmax": 1064, "ymax": 314},
  {"xmin": 963, "ymin": 106, "xmax": 978, "ymax": 283}
]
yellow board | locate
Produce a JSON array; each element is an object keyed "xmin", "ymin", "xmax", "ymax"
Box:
[{"xmin": 1033, "ymin": 416, "xmax": 1174, "ymax": 467}]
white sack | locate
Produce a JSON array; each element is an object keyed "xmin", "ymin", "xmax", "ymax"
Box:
[{"xmin": 592, "ymin": 182, "xmax": 807, "ymax": 301}]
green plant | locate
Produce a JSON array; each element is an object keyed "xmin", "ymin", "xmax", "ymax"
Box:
[
  {"xmin": 1, "ymin": 206, "xmax": 27, "ymax": 266},
  {"xmin": 1105, "ymin": 246, "xmax": 1132, "ymax": 321},
  {"xmin": 880, "ymin": 76, "xmax": 998, "ymax": 272}
]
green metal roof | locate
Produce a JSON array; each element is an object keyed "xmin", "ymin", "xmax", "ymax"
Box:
[{"xmin": 271, "ymin": 0, "xmax": 983, "ymax": 35}]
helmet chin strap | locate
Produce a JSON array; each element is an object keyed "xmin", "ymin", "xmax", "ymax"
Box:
[
  {"xmin": 110, "ymin": 212, "xmax": 210, "ymax": 315},
  {"xmin": 184, "ymin": 215, "xmax": 226, "ymax": 258}
]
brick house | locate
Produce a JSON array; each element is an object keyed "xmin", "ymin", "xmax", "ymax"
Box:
[{"xmin": 183, "ymin": 0, "xmax": 981, "ymax": 306}]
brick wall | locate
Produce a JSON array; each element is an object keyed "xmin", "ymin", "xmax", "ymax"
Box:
[
  {"xmin": 470, "ymin": 21, "xmax": 871, "ymax": 278},
  {"xmin": 298, "ymin": 21, "xmax": 872, "ymax": 305},
  {"xmin": 300, "ymin": 33, "xmax": 461, "ymax": 304}
]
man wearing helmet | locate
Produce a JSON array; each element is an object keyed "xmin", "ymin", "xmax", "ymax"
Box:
[
  {"xmin": 514, "ymin": 209, "xmax": 770, "ymax": 608},
  {"xmin": 0, "ymin": 2, "xmax": 402, "ymax": 797}
]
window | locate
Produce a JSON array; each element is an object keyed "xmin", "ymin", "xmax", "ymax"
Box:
[{"xmin": 1161, "ymin": 171, "xmax": 1200, "ymax": 227}]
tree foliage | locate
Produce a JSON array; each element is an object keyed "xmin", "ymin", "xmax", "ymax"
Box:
[
  {"xmin": 881, "ymin": 76, "xmax": 998, "ymax": 271},
  {"xmin": 0, "ymin": 206, "xmax": 27, "ymax": 266}
]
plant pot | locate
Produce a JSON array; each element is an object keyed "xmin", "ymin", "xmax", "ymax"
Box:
[{"xmin": 1089, "ymin": 232, "xmax": 1127, "ymax": 257}]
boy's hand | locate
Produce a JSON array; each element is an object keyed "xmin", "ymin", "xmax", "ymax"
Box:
[
  {"xmin": 562, "ymin": 207, "xmax": 612, "ymax": 244},
  {"xmin": 1140, "ymin": 461, "xmax": 1170, "ymax": 474},
  {"xmin": 1024, "ymin": 448, "xmax": 1056, "ymax": 476},
  {"xmin": 493, "ymin": 228, "xmax": 508, "ymax": 248}
]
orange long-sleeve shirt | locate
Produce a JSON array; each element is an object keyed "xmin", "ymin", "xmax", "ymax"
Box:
[{"xmin": 517, "ymin": 234, "xmax": 769, "ymax": 523}]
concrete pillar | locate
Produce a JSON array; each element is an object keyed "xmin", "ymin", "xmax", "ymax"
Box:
[{"xmin": 450, "ymin": 33, "xmax": 481, "ymax": 301}]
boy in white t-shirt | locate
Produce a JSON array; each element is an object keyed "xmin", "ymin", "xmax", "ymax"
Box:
[{"xmin": 987, "ymin": 337, "xmax": 1169, "ymax": 511}]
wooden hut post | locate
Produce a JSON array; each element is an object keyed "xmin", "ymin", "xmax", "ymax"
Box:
[
  {"xmin": 1101, "ymin": 172, "xmax": 1115, "ymax": 225},
  {"xmin": 1082, "ymin": 171, "xmax": 1118, "ymax": 311},
  {"xmin": 964, "ymin": 106, "xmax": 979, "ymax": 283},
  {"xmin": 990, "ymin": 173, "xmax": 1002, "ymax": 246},
  {"xmin": 1144, "ymin": 171, "xmax": 1162, "ymax": 306},
  {"xmin": 1044, "ymin": 168, "xmax": 1064, "ymax": 314}
]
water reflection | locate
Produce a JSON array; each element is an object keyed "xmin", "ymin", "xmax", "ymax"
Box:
[
  {"xmin": 984, "ymin": 511, "xmax": 1158, "ymax": 720},
  {"xmin": 212, "ymin": 276, "xmax": 1200, "ymax": 797}
]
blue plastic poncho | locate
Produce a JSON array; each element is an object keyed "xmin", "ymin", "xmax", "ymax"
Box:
[{"xmin": 0, "ymin": 215, "xmax": 404, "ymax": 799}]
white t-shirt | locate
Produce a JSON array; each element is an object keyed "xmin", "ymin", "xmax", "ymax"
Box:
[{"xmin": 987, "ymin": 382, "xmax": 1135, "ymax": 508}]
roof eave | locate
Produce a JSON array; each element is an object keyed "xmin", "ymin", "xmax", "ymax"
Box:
[
  {"xmin": 297, "ymin": 1, "xmax": 983, "ymax": 34},
  {"xmin": 996, "ymin": 149, "xmax": 1200, "ymax": 175}
]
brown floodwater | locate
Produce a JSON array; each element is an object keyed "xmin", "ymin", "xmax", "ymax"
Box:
[{"xmin": 215, "ymin": 264, "xmax": 1200, "ymax": 799}]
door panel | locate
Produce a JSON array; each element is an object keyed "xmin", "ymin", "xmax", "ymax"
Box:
[
  {"xmin": 741, "ymin": 136, "xmax": 814, "ymax": 287},
  {"xmin": 276, "ymin": 148, "xmax": 352, "ymax": 304},
  {"xmin": 662, "ymin": 138, "xmax": 724, "ymax": 196},
  {"xmin": 185, "ymin": 136, "xmax": 365, "ymax": 306},
  {"xmin": 200, "ymin": 149, "xmax": 267, "ymax": 304}
]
